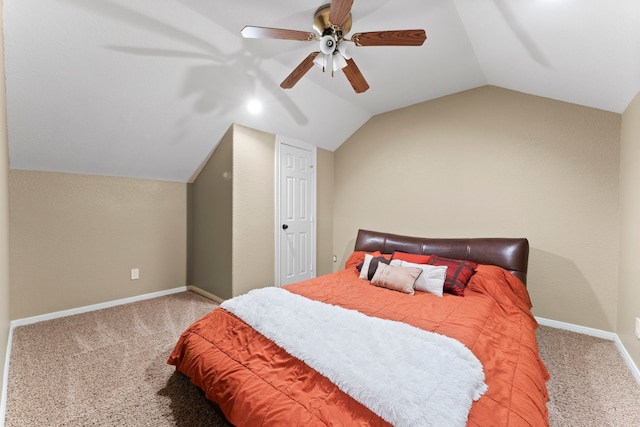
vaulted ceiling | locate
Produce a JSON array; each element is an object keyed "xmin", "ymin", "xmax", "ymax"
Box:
[{"xmin": 5, "ymin": 0, "xmax": 640, "ymax": 182}]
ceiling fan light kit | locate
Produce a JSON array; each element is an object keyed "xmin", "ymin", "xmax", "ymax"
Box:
[
  {"xmin": 332, "ymin": 53, "xmax": 348, "ymax": 72},
  {"xmin": 240, "ymin": 0, "xmax": 426, "ymax": 93}
]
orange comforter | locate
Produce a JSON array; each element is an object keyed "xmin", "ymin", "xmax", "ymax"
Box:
[{"xmin": 168, "ymin": 265, "xmax": 549, "ymax": 426}]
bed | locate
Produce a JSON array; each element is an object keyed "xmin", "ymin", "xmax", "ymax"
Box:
[{"xmin": 168, "ymin": 229, "xmax": 549, "ymax": 426}]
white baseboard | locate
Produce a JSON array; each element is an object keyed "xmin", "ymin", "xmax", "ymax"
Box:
[
  {"xmin": 10, "ymin": 286, "xmax": 188, "ymax": 328},
  {"xmin": 613, "ymin": 335, "xmax": 640, "ymax": 386},
  {"xmin": 536, "ymin": 316, "xmax": 640, "ymax": 386},
  {"xmin": 187, "ymin": 285, "xmax": 225, "ymax": 304},
  {"xmin": 1, "ymin": 286, "xmax": 191, "ymax": 426},
  {"xmin": 0, "ymin": 324, "xmax": 12, "ymax": 427},
  {"xmin": 535, "ymin": 317, "xmax": 617, "ymax": 340}
]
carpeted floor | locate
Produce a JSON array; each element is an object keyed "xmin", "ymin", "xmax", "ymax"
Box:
[
  {"xmin": 536, "ymin": 325, "xmax": 640, "ymax": 426},
  {"xmin": 5, "ymin": 291, "xmax": 640, "ymax": 426},
  {"xmin": 5, "ymin": 291, "xmax": 231, "ymax": 427}
]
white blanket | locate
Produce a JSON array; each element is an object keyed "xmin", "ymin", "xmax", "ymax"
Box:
[{"xmin": 221, "ymin": 287, "xmax": 487, "ymax": 427}]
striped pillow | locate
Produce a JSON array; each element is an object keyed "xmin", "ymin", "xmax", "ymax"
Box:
[{"xmin": 357, "ymin": 253, "xmax": 391, "ymax": 280}]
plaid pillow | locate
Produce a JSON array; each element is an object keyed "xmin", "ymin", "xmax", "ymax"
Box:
[{"xmin": 428, "ymin": 256, "xmax": 478, "ymax": 296}]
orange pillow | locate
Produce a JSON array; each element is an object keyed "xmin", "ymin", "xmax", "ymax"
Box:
[
  {"xmin": 391, "ymin": 251, "xmax": 432, "ymax": 265},
  {"xmin": 345, "ymin": 251, "xmax": 369, "ymax": 269},
  {"xmin": 345, "ymin": 251, "xmax": 392, "ymax": 270}
]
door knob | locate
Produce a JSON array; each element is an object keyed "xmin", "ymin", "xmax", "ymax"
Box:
[{"xmin": 282, "ymin": 224, "xmax": 289, "ymax": 230}]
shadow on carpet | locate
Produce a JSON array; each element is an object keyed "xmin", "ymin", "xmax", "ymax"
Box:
[{"xmin": 157, "ymin": 371, "xmax": 233, "ymax": 427}]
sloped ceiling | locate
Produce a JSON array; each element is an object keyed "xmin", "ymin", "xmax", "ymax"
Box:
[{"xmin": 4, "ymin": 0, "xmax": 640, "ymax": 182}]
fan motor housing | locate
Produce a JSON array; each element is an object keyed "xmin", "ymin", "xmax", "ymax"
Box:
[{"xmin": 313, "ymin": 4, "xmax": 352, "ymax": 35}]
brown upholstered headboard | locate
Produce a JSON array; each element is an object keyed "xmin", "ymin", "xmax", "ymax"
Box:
[{"xmin": 354, "ymin": 229, "xmax": 530, "ymax": 285}]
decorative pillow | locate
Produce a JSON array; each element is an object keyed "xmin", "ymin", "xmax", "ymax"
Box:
[
  {"xmin": 391, "ymin": 250, "xmax": 432, "ymax": 265},
  {"xmin": 355, "ymin": 251, "xmax": 381, "ymax": 271},
  {"xmin": 358, "ymin": 253, "xmax": 391, "ymax": 280},
  {"xmin": 390, "ymin": 259, "xmax": 446, "ymax": 297},
  {"xmin": 428, "ymin": 256, "xmax": 478, "ymax": 296},
  {"xmin": 345, "ymin": 251, "xmax": 369, "ymax": 270},
  {"xmin": 370, "ymin": 263, "xmax": 422, "ymax": 295}
]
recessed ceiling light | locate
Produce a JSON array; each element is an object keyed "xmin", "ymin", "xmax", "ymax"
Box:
[{"xmin": 247, "ymin": 99, "xmax": 262, "ymax": 114}]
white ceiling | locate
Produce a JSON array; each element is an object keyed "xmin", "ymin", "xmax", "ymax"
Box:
[{"xmin": 4, "ymin": 0, "xmax": 640, "ymax": 182}]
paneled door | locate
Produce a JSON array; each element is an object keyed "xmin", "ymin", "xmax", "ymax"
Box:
[{"xmin": 277, "ymin": 138, "xmax": 316, "ymax": 287}]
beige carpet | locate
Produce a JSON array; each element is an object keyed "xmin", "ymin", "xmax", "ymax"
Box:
[
  {"xmin": 5, "ymin": 291, "xmax": 640, "ymax": 426},
  {"xmin": 5, "ymin": 291, "xmax": 231, "ymax": 426},
  {"xmin": 536, "ymin": 325, "xmax": 640, "ymax": 426}
]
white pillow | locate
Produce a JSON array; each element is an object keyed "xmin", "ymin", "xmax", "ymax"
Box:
[{"xmin": 391, "ymin": 259, "xmax": 447, "ymax": 297}]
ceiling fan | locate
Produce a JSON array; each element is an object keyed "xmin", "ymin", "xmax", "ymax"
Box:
[{"xmin": 240, "ymin": 0, "xmax": 427, "ymax": 93}]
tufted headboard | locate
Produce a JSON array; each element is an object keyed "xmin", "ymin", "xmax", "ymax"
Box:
[{"xmin": 354, "ymin": 229, "xmax": 530, "ymax": 285}]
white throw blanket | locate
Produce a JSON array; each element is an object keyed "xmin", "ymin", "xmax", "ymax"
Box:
[{"xmin": 221, "ymin": 287, "xmax": 487, "ymax": 427}]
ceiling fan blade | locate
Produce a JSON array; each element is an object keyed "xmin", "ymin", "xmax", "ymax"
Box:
[
  {"xmin": 351, "ymin": 29, "xmax": 427, "ymax": 47},
  {"xmin": 241, "ymin": 26, "xmax": 316, "ymax": 41},
  {"xmin": 342, "ymin": 58, "xmax": 369, "ymax": 93},
  {"xmin": 329, "ymin": 0, "xmax": 355, "ymax": 28},
  {"xmin": 281, "ymin": 52, "xmax": 320, "ymax": 89}
]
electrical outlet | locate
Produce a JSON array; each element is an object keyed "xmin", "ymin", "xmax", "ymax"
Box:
[
  {"xmin": 131, "ymin": 268, "xmax": 139, "ymax": 280},
  {"xmin": 636, "ymin": 317, "xmax": 640, "ymax": 340},
  {"xmin": 333, "ymin": 255, "xmax": 337, "ymax": 262}
]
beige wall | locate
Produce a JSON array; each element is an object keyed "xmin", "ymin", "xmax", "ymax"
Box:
[
  {"xmin": 190, "ymin": 127, "xmax": 233, "ymax": 299},
  {"xmin": 0, "ymin": 0, "xmax": 11, "ymax": 407},
  {"xmin": 619, "ymin": 90, "xmax": 640, "ymax": 367},
  {"xmin": 9, "ymin": 171, "xmax": 188, "ymax": 319},
  {"xmin": 232, "ymin": 125, "xmax": 276, "ymax": 296},
  {"xmin": 189, "ymin": 124, "xmax": 334, "ymax": 298},
  {"xmin": 231, "ymin": 129, "xmax": 336, "ymax": 290},
  {"xmin": 316, "ymin": 147, "xmax": 334, "ymax": 276},
  {"xmin": 334, "ymin": 86, "xmax": 621, "ymax": 331}
]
